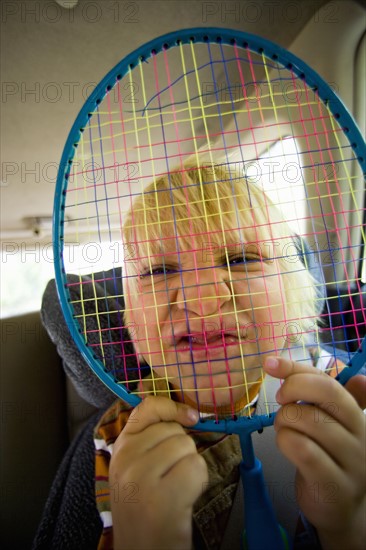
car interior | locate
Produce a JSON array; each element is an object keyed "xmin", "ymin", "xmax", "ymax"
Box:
[{"xmin": 1, "ymin": 1, "xmax": 365, "ymax": 548}]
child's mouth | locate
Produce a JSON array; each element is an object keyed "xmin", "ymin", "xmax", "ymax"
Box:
[{"xmin": 172, "ymin": 333, "xmax": 240, "ymax": 357}]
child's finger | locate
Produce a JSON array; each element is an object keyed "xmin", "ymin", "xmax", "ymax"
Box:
[
  {"xmin": 162, "ymin": 452, "xmax": 209, "ymax": 508},
  {"xmin": 123, "ymin": 395, "xmax": 199, "ymax": 435},
  {"xmin": 143, "ymin": 433, "xmax": 199, "ymax": 480},
  {"xmin": 274, "ymin": 372, "xmax": 363, "ymax": 436},
  {"xmin": 276, "ymin": 425, "xmax": 344, "ymax": 485},
  {"xmin": 275, "ymin": 403, "xmax": 363, "ymax": 474},
  {"xmin": 263, "ymin": 357, "xmax": 365, "ymax": 435},
  {"xmin": 264, "ymin": 356, "xmax": 366, "ymax": 411},
  {"xmin": 263, "ymin": 355, "xmax": 326, "ymax": 380}
]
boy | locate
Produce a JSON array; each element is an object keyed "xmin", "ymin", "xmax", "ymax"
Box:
[{"xmin": 94, "ymin": 163, "xmax": 365, "ymax": 549}]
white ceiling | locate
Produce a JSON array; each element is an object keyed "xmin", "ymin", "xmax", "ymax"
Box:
[{"xmin": 1, "ymin": 0, "xmax": 363, "ymax": 240}]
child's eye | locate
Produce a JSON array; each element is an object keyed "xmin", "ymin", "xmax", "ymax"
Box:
[
  {"xmin": 227, "ymin": 255, "xmax": 261, "ymax": 266},
  {"xmin": 140, "ymin": 265, "xmax": 176, "ymax": 277}
]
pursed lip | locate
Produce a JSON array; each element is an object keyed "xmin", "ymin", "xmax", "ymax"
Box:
[{"xmin": 170, "ymin": 330, "xmax": 242, "ymax": 351}]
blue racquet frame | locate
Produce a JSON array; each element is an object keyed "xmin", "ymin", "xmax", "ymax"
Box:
[{"xmin": 53, "ymin": 28, "xmax": 366, "ymax": 550}]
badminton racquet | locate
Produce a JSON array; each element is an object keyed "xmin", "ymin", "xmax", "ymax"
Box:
[{"xmin": 53, "ymin": 28, "xmax": 366, "ymax": 549}]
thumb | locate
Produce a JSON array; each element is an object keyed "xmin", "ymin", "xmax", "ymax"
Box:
[{"xmin": 124, "ymin": 395, "xmax": 199, "ymax": 435}]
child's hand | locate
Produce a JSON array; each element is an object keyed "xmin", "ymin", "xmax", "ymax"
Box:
[
  {"xmin": 109, "ymin": 396, "xmax": 208, "ymax": 550},
  {"xmin": 264, "ymin": 357, "xmax": 366, "ymax": 550}
]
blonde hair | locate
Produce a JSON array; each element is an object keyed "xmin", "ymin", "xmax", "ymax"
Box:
[{"xmin": 122, "ymin": 161, "xmax": 318, "ymax": 343}]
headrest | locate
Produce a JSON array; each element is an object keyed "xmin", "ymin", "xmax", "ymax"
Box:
[{"xmin": 41, "ymin": 270, "xmax": 139, "ymax": 409}]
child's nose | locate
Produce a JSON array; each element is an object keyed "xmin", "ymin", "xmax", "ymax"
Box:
[{"xmin": 176, "ymin": 268, "xmax": 231, "ymax": 316}]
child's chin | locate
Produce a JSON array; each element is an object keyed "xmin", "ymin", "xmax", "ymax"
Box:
[{"xmin": 175, "ymin": 386, "xmax": 252, "ymax": 416}]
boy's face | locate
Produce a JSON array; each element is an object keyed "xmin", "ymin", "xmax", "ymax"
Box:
[{"xmin": 125, "ymin": 219, "xmax": 290, "ymax": 412}]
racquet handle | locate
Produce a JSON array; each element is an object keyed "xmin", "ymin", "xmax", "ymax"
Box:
[{"xmin": 239, "ymin": 433, "xmax": 290, "ymax": 550}]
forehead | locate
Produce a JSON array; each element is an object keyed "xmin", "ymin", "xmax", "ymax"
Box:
[
  {"xmin": 127, "ymin": 193, "xmax": 274, "ymax": 243},
  {"xmin": 132, "ymin": 222, "xmax": 273, "ymax": 262},
  {"xmin": 122, "ymin": 172, "xmax": 291, "ymax": 264}
]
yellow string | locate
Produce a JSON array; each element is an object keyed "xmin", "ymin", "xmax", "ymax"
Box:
[
  {"xmin": 77, "ymin": 134, "xmax": 88, "ymax": 344},
  {"xmin": 82, "ymin": 102, "xmax": 318, "ymax": 148},
  {"xmin": 93, "ymin": 90, "xmax": 319, "ymax": 124},
  {"xmin": 190, "ymin": 41, "xmax": 253, "ymax": 409},
  {"xmin": 126, "ymin": 64, "xmax": 156, "ymax": 392},
  {"xmin": 262, "ymin": 53, "xmax": 321, "ymax": 371},
  {"xmin": 328, "ymin": 106, "xmax": 366, "ymax": 245},
  {"xmin": 78, "ymin": 124, "xmax": 105, "ymax": 361},
  {"xmin": 178, "ymin": 41, "xmax": 225, "ymax": 407},
  {"xmin": 138, "ymin": 56, "xmax": 171, "ymax": 398}
]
